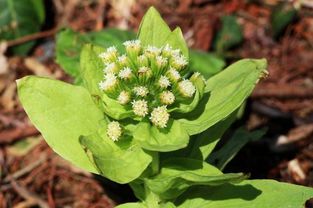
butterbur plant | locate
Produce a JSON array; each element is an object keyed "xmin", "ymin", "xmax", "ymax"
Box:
[{"xmin": 18, "ymin": 7, "xmax": 313, "ymax": 208}]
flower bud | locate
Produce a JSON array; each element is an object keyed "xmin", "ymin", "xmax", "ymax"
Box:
[
  {"xmin": 118, "ymin": 67, "xmax": 133, "ymax": 80},
  {"xmin": 159, "ymin": 91, "xmax": 175, "ymax": 105},
  {"xmin": 99, "ymin": 73, "xmax": 118, "ymax": 92},
  {"xmin": 158, "ymin": 75, "xmax": 171, "ymax": 89},
  {"xmin": 99, "ymin": 46, "xmax": 118, "ymax": 62},
  {"xmin": 177, "ymin": 79, "xmax": 196, "ymax": 98},
  {"xmin": 123, "ymin": 40, "xmax": 141, "ymax": 58},
  {"xmin": 150, "ymin": 106, "xmax": 169, "ymax": 128},
  {"xmin": 132, "ymin": 99, "xmax": 149, "ymax": 117},
  {"xmin": 104, "ymin": 63, "xmax": 119, "ymax": 74},
  {"xmin": 117, "ymin": 91, "xmax": 131, "ymax": 105},
  {"xmin": 166, "ymin": 67, "xmax": 181, "ymax": 83},
  {"xmin": 133, "ymin": 86, "xmax": 149, "ymax": 97},
  {"xmin": 107, "ymin": 121, "xmax": 122, "ymax": 141}
]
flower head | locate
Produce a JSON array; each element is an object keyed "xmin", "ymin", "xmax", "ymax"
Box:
[
  {"xmin": 158, "ymin": 75, "xmax": 171, "ymax": 88},
  {"xmin": 132, "ymin": 100, "xmax": 149, "ymax": 117},
  {"xmin": 118, "ymin": 67, "xmax": 132, "ymax": 80},
  {"xmin": 160, "ymin": 91, "xmax": 175, "ymax": 105},
  {"xmin": 150, "ymin": 106, "xmax": 169, "ymax": 128},
  {"xmin": 118, "ymin": 91, "xmax": 131, "ymax": 105},
  {"xmin": 178, "ymin": 79, "xmax": 196, "ymax": 97},
  {"xmin": 98, "ymin": 39, "xmax": 204, "ymax": 128},
  {"xmin": 107, "ymin": 121, "xmax": 122, "ymax": 141},
  {"xmin": 133, "ymin": 86, "xmax": 149, "ymax": 97}
]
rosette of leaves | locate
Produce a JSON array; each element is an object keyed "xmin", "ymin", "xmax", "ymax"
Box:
[{"xmin": 18, "ymin": 7, "xmax": 313, "ymax": 208}]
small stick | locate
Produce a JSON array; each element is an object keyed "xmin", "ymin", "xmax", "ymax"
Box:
[
  {"xmin": 9, "ymin": 176, "xmax": 49, "ymax": 208},
  {"xmin": 5, "ymin": 27, "xmax": 58, "ymax": 48},
  {"xmin": 3, "ymin": 155, "xmax": 47, "ymax": 183},
  {"xmin": 0, "ymin": 125, "xmax": 39, "ymax": 144}
]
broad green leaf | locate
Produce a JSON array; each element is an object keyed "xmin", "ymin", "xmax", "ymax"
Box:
[
  {"xmin": 178, "ymin": 58, "xmax": 268, "ymax": 135},
  {"xmin": 146, "ymin": 158, "xmax": 246, "ymax": 200},
  {"xmin": 0, "ymin": 0, "xmax": 45, "ymax": 55},
  {"xmin": 56, "ymin": 28, "xmax": 135, "ymax": 78},
  {"xmin": 80, "ymin": 44, "xmax": 104, "ymax": 96},
  {"xmin": 208, "ymin": 127, "xmax": 266, "ymax": 170},
  {"xmin": 165, "ymin": 27, "xmax": 189, "ymax": 58},
  {"xmin": 138, "ymin": 7, "xmax": 171, "ymax": 47},
  {"xmin": 80, "ymin": 131, "xmax": 152, "ymax": 184},
  {"xmin": 116, "ymin": 203, "xmax": 145, "ymax": 208},
  {"xmin": 133, "ymin": 120, "xmax": 189, "ymax": 152},
  {"xmin": 213, "ymin": 15, "xmax": 243, "ymax": 53},
  {"xmin": 17, "ymin": 76, "xmax": 103, "ymax": 173},
  {"xmin": 189, "ymin": 50, "xmax": 225, "ymax": 79},
  {"xmin": 175, "ymin": 180, "xmax": 313, "ymax": 208},
  {"xmin": 100, "ymin": 93, "xmax": 133, "ymax": 120},
  {"xmin": 130, "ymin": 180, "xmax": 146, "ymax": 201},
  {"xmin": 189, "ymin": 112, "xmax": 237, "ymax": 160}
]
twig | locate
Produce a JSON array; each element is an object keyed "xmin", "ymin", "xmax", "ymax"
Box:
[
  {"xmin": 5, "ymin": 27, "xmax": 58, "ymax": 48},
  {"xmin": 252, "ymin": 85, "xmax": 313, "ymax": 98},
  {"xmin": 3, "ymin": 155, "xmax": 47, "ymax": 183},
  {"xmin": 0, "ymin": 125, "xmax": 39, "ymax": 144},
  {"xmin": 9, "ymin": 176, "xmax": 49, "ymax": 208}
]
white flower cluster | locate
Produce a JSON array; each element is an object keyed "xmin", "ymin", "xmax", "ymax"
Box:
[
  {"xmin": 98, "ymin": 39, "xmax": 201, "ymax": 133},
  {"xmin": 107, "ymin": 121, "xmax": 122, "ymax": 141}
]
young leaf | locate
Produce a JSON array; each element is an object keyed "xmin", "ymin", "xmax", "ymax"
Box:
[
  {"xmin": 146, "ymin": 158, "xmax": 246, "ymax": 200},
  {"xmin": 178, "ymin": 59, "xmax": 268, "ymax": 135},
  {"xmin": 80, "ymin": 132, "xmax": 152, "ymax": 184},
  {"xmin": 138, "ymin": 7, "xmax": 171, "ymax": 47},
  {"xmin": 208, "ymin": 127, "xmax": 266, "ymax": 170},
  {"xmin": 189, "ymin": 50, "xmax": 225, "ymax": 79},
  {"xmin": 165, "ymin": 27, "xmax": 189, "ymax": 59},
  {"xmin": 17, "ymin": 76, "xmax": 103, "ymax": 173},
  {"xmin": 175, "ymin": 180, "xmax": 313, "ymax": 208},
  {"xmin": 0, "ymin": 0, "xmax": 45, "ymax": 55},
  {"xmin": 133, "ymin": 120, "xmax": 189, "ymax": 152}
]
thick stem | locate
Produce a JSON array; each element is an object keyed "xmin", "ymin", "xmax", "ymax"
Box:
[{"xmin": 151, "ymin": 151, "xmax": 159, "ymax": 175}]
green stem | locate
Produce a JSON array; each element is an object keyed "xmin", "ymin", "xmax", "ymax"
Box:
[
  {"xmin": 151, "ymin": 151, "xmax": 159, "ymax": 175},
  {"xmin": 144, "ymin": 183, "xmax": 160, "ymax": 208}
]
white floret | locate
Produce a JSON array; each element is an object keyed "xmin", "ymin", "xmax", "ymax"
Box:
[
  {"xmin": 117, "ymin": 91, "xmax": 130, "ymax": 105},
  {"xmin": 178, "ymin": 79, "xmax": 196, "ymax": 97},
  {"xmin": 158, "ymin": 75, "xmax": 171, "ymax": 88},
  {"xmin": 99, "ymin": 73, "xmax": 118, "ymax": 91},
  {"xmin": 118, "ymin": 67, "xmax": 132, "ymax": 79},
  {"xmin": 167, "ymin": 67, "xmax": 181, "ymax": 81},
  {"xmin": 150, "ymin": 106, "xmax": 169, "ymax": 128},
  {"xmin": 103, "ymin": 63, "xmax": 117, "ymax": 74},
  {"xmin": 133, "ymin": 86, "xmax": 149, "ymax": 97},
  {"xmin": 160, "ymin": 91, "xmax": 175, "ymax": 105},
  {"xmin": 131, "ymin": 100, "xmax": 149, "ymax": 117},
  {"xmin": 156, "ymin": 56, "xmax": 168, "ymax": 67},
  {"xmin": 107, "ymin": 121, "xmax": 122, "ymax": 141}
]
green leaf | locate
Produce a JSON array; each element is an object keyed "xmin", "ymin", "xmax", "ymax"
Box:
[
  {"xmin": 0, "ymin": 0, "xmax": 45, "ymax": 55},
  {"xmin": 80, "ymin": 131, "xmax": 152, "ymax": 184},
  {"xmin": 213, "ymin": 15, "xmax": 243, "ymax": 53},
  {"xmin": 189, "ymin": 50, "xmax": 225, "ymax": 79},
  {"xmin": 189, "ymin": 112, "xmax": 237, "ymax": 160},
  {"xmin": 56, "ymin": 28, "xmax": 136, "ymax": 78},
  {"xmin": 133, "ymin": 120, "xmax": 189, "ymax": 152},
  {"xmin": 146, "ymin": 158, "xmax": 246, "ymax": 200},
  {"xmin": 178, "ymin": 58, "xmax": 268, "ymax": 135},
  {"xmin": 175, "ymin": 180, "xmax": 313, "ymax": 208},
  {"xmin": 165, "ymin": 27, "xmax": 189, "ymax": 59},
  {"xmin": 17, "ymin": 76, "xmax": 103, "ymax": 173},
  {"xmin": 138, "ymin": 7, "xmax": 171, "ymax": 48},
  {"xmin": 208, "ymin": 127, "xmax": 266, "ymax": 170},
  {"xmin": 116, "ymin": 203, "xmax": 145, "ymax": 208},
  {"xmin": 80, "ymin": 44, "xmax": 104, "ymax": 95}
]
